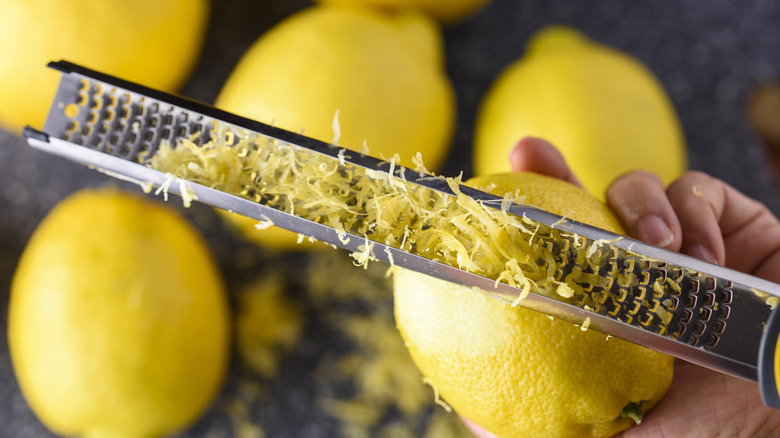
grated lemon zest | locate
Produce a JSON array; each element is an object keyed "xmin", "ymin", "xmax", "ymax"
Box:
[
  {"xmin": 154, "ymin": 172, "xmax": 176, "ymax": 202},
  {"xmin": 551, "ymin": 211, "xmax": 575, "ymax": 228},
  {"xmin": 665, "ymin": 276, "xmax": 682, "ymax": 293},
  {"xmin": 422, "ymin": 377, "xmax": 452, "ymax": 413},
  {"xmin": 384, "ymin": 246, "xmax": 395, "ymax": 278},
  {"xmin": 351, "ymin": 237, "xmax": 374, "ymax": 268},
  {"xmin": 476, "ymin": 183, "xmax": 497, "ymax": 193},
  {"xmin": 178, "ymin": 179, "xmax": 198, "ymax": 208},
  {"xmin": 254, "ymin": 216, "xmax": 274, "ymax": 230},
  {"xmin": 337, "ymin": 148, "xmax": 349, "ymax": 166},
  {"xmin": 411, "ymin": 152, "xmax": 429, "ymax": 175},
  {"xmin": 331, "ymin": 109, "xmax": 341, "ymax": 145},
  {"xmin": 93, "ymin": 166, "xmax": 154, "ymax": 193},
  {"xmin": 555, "ymin": 282, "xmax": 575, "ymax": 299},
  {"xmin": 147, "ymin": 126, "xmax": 650, "ymax": 313},
  {"xmin": 586, "ymin": 236, "xmax": 624, "ymax": 259}
]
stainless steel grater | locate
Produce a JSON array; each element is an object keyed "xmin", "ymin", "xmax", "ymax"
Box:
[{"xmin": 23, "ymin": 61, "xmax": 780, "ymax": 406}]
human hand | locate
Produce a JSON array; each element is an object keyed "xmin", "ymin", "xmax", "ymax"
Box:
[{"xmin": 463, "ymin": 137, "xmax": 780, "ymax": 438}]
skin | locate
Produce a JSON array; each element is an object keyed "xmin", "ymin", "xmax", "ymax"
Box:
[{"xmin": 465, "ymin": 137, "xmax": 780, "ymax": 438}]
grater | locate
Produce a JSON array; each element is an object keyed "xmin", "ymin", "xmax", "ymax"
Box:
[{"xmin": 22, "ymin": 61, "xmax": 780, "ymax": 407}]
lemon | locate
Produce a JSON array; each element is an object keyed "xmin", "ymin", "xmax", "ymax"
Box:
[
  {"xmin": 8, "ymin": 189, "xmax": 229, "ymax": 438},
  {"xmin": 394, "ymin": 172, "xmax": 674, "ymax": 437},
  {"xmin": 0, "ymin": 0, "xmax": 209, "ymax": 134},
  {"xmin": 216, "ymin": 5, "xmax": 454, "ymax": 249},
  {"xmin": 315, "ymin": 0, "xmax": 493, "ymax": 24},
  {"xmin": 474, "ymin": 26, "xmax": 687, "ymax": 199}
]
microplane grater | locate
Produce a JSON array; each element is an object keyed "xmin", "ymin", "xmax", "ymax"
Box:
[{"xmin": 23, "ymin": 61, "xmax": 780, "ymax": 402}]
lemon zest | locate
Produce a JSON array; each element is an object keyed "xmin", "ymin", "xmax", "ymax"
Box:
[
  {"xmin": 178, "ymin": 179, "xmax": 198, "ymax": 208},
  {"xmin": 154, "ymin": 172, "xmax": 176, "ymax": 202},
  {"xmin": 147, "ymin": 126, "xmax": 645, "ymax": 312},
  {"xmin": 421, "ymin": 377, "xmax": 452, "ymax": 413},
  {"xmin": 254, "ymin": 216, "xmax": 274, "ymax": 230},
  {"xmin": 331, "ymin": 109, "xmax": 341, "ymax": 145},
  {"xmin": 93, "ymin": 167, "xmax": 154, "ymax": 193}
]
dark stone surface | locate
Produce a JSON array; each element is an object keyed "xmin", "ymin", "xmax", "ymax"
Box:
[{"xmin": 1, "ymin": 0, "xmax": 778, "ymax": 436}]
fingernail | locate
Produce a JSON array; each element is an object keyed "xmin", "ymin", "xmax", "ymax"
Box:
[
  {"xmin": 688, "ymin": 244, "xmax": 718, "ymax": 264},
  {"xmin": 636, "ymin": 215, "xmax": 675, "ymax": 247}
]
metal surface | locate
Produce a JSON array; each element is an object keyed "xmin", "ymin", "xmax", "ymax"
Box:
[{"xmin": 28, "ymin": 60, "xmax": 780, "ymax": 383}]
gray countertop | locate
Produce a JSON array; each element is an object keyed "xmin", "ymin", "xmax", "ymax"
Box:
[{"xmin": 1, "ymin": 0, "xmax": 779, "ymax": 436}]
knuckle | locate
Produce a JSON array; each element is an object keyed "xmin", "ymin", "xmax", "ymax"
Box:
[
  {"xmin": 668, "ymin": 171, "xmax": 718, "ymax": 200},
  {"xmin": 676, "ymin": 170, "xmax": 713, "ymax": 185},
  {"xmin": 607, "ymin": 170, "xmax": 663, "ymax": 202},
  {"xmin": 612, "ymin": 170, "xmax": 664, "ymax": 189}
]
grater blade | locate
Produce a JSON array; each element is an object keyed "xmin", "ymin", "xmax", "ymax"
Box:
[{"xmin": 25, "ymin": 60, "xmax": 780, "ymax": 382}]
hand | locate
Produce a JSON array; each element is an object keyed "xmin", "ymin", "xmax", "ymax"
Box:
[{"xmin": 463, "ymin": 137, "xmax": 780, "ymax": 438}]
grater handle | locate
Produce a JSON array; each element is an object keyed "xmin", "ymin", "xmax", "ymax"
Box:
[{"xmin": 759, "ymin": 306, "xmax": 780, "ymax": 408}]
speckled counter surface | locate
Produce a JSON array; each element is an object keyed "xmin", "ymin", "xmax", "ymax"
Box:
[{"xmin": 1, "ymin": 0, "xmax": 779, "ymax": 436}]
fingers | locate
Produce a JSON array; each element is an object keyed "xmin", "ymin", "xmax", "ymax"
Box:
[
  {"xmin": 606, "ymin": 171, "xmax": 682, "ymax": 251},
  {"xmin": 508, "ymin": 137, "xmax": 780, "ymax": 279},
  {"xmin": 665, "ymin": 172, "xmax": 726, "ymax": 265},
  {"xmin": 668, "ymin": 172, "xmax": 780, "ymax": 280},
  {"xmin": 508, "ymin": 137, "xmax": 582, "ymax": 187},
  {"xmin": 608, "ymin": 169, "xmax": 780, "ymax": 279}
]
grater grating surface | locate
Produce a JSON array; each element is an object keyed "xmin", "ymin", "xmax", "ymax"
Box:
[{"xmin": 27, "ymin": 61, "xmax": 780, "ymax": 382}]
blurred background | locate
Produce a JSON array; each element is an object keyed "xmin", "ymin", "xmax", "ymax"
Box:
[{"xmin": 1, "ymin": 0, "xmax": 779, "ymax": 436}]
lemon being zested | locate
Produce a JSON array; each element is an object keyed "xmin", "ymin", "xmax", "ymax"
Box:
[
  {"xmin": 9, "ymin": 189, "xmax": 229, "ymax": 438},
  {"xmin": 474, "ymin": 26, "xmax": 687, "ymax": 199},
  {"xmin": 394, "ymin": 172, "xmax": 674, "ymax": 437},
  {"xmin": 215, "ymin": 5, "xmax": 455, "ymax": 249}
]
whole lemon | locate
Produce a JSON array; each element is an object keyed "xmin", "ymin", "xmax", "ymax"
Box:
[
  {"xmin": 216, "ymin": 5, "xmax": 454, "ymax": 249},
  {"xmin": 474, "ymin": 26, "xmax": 687, "ymax": 199},
  {"xmin": 394, "ymin": 172, "xmax": 674, "ymax": 437},
  {"xmin": 314, "ymin": 0, "xmax": 493, "ymax": 25},
  {"xmin": 9, "ymin": 189, "xmax": 229, "ymax": 438},
  {"xmin": 0, "ymin": 0, "xmax": 209, "ymax": 134}
]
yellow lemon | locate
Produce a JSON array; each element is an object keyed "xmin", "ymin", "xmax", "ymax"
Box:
[
  {"xmin": 474, "ymin": 26, "xmax": 687, "ymax": 199},
  {"xmin": 216, "ymin": 5, "xmax": 454, "ymax": 249},
  {"xmin": 315, "ymin": 0, "xmax": 493, "ymax": 25},
  {"xmin": 9, "ymin": 189, "xmax": 229, "ymax": 438},
  {"xmin": 394, "ymin": 172, "xmax": 674, "ymax": 437},
  {"xmin": 0, "ymin": 0, "xmax": 209, "ymax": 134}
]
